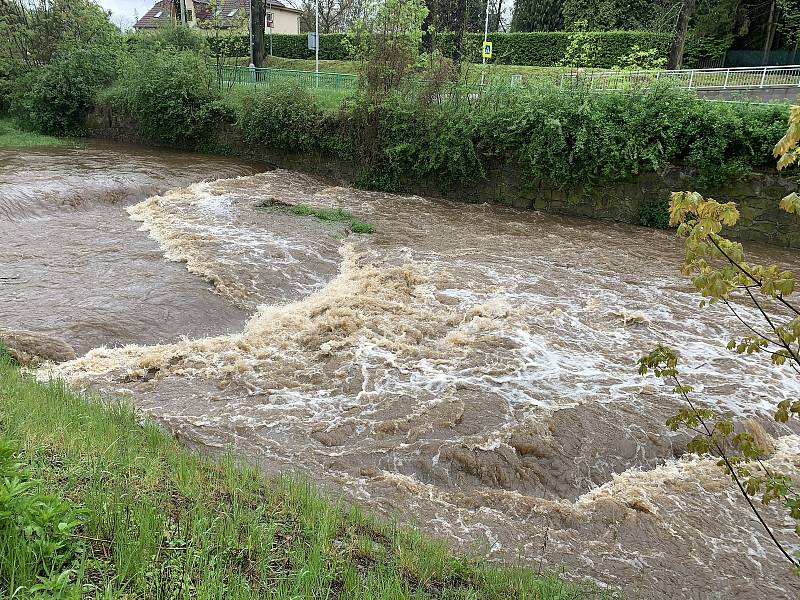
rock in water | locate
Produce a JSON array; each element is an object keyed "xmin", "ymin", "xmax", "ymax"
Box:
[{"xmin": 0, "ymin": 329, "xmax": 77, "ymax": 365}]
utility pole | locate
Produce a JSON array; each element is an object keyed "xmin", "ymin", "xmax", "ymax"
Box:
[
  {"xmin": 249, "ymin": 0, "xmax": 255, "ymax": 67},
  {"xmin": 480, "ymin": 0, "xmax": 490, "ymax": 86}
]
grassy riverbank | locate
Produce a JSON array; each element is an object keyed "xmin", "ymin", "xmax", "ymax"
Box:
[
  {"xmin": 0, "ymin": 351, "xmax": 614, "ymax": 599},
  {"xmin": 0, "ymin": 118, "xmax": 63, "ymax": 146}
]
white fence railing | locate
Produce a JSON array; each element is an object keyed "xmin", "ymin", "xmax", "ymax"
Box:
[{"xmin": 560, "ymin": 65, "xmax": 800, "ymax": 91}]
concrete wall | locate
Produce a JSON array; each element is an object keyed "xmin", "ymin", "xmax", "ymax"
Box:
[
  {"xmin": 87, "ymin": 106, "xmax": 800, "ymax": 249},
  {"xmin": 697, "ymin": 86, "xmax": 800, "ymax": 102}
]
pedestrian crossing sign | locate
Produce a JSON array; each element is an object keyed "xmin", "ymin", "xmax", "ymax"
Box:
[{"xmin": 482, "ymin": 41, "xmax": 492, "ymax": 59}]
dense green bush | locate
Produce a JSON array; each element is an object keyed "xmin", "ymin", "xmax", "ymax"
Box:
[
  {"xmin": 235, "ymin": 84, "xmax": 326, "ymax": 151},
  {"xmin": 10, "ymin": 46, "xmax": 121, "ymax": 135},
  {"xmin": 233, "ymin": 84, "xmax": 354, "ymax": 158},
  {"xmin": 361, "ymin": 84, "xmax": 788, "ymax": 191},
  {"xmin": 125, "ymin": 26, "xmax": 210, "ymax": 54},
  {"xmin": 108, "ymin": 49, "xmax": 225, "ymax": 147},
  {"xmin": 436, "ymin": 31, "xmax": 671, "ymax": 67},
  {"xmin": 373, "ymin": 94, "xmax": 482, "ymax": 189},
  {"xmin": 208, "ymin": 33, "xmax": 351, "ymax": 61},
  {"xmin": 209, "ymin": 31, "xmax": 670, "ymax": 68},
  {"xmin": 0, "ymin": 62, "xmax": 22, "ymax": 115}
]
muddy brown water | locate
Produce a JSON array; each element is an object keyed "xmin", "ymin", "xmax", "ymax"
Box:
[{"xmin": 3, "ymin": 142, "xmax": 799, "ymax": 599}]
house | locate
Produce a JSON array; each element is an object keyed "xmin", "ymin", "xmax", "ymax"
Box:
[{"xmin": 134, "ymin": 0, "xmax": 302, "ymax": 35}]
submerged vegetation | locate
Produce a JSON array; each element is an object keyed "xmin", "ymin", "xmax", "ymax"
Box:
[
  {"xmin": 288, "ymin": 205, "xmax": 376, "ymax": 234},
  {"xmin": 0, "ymin": 349, "xmax": 611, "ymax": 599}
]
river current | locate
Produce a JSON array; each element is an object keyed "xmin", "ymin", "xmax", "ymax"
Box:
[{"xmin": 2, "ymin": 141, "xmax": 799, "ymax": 599}]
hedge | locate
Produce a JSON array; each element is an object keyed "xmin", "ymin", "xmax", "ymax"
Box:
[
  {"xmin": 208, "ymin": 33, "xmax": 350, "ymax": 60},
  {"xmin": 434, "ymin": 31, "xmax": 671, "ymax": 67},
  {"xmin": 210, "ymin": 30, "xmax": 671, "ymax": 68}
]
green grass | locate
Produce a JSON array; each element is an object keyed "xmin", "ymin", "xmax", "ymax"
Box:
[
  {"xmin": 288, "ymin": 204, "xmax": 376, "ymax": 234},
  {"xmin": 222, "ymin": 82, "xmax": 354, "ymax": 113},
  {"xmin": 0, "ymin": 118, "xmax": 64, "ymax": 147},
  {"xmin": 264, "ymin": 56, "xmax": 359, "ymax": 74},
  {"xmin": 262, "ymin": 57, "xmax": 571, "ymax": 86},
  {"xmin": 0, "ymin": 350, "xmax": 617, "ymax": 599}
]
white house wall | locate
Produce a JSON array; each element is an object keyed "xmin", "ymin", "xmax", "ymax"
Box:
[{"xmin": 267, "ymin": 9, "xmax": 300, "ymax": 34}]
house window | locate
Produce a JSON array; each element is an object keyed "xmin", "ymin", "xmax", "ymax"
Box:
[
  {"xmin": 186, "ymin": 9, "xmax": 193, "ymax": 20},
  {"xmin": 154, "ymin": 10, "xmax": 163, "ymax": 17},
  {"xmin": 266, "ymin": 12, "xmax": 274, "ymax": 27}
]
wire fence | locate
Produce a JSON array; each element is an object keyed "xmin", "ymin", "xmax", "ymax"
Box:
[
  {"xmin": 218, "ymin": 65, "xmax": 359, "ymax": 91},
  {"xmin": 217, "ymin": 64, "xmax": 800, "ymax": 103}
]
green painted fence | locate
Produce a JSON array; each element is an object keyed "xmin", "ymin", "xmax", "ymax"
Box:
[{"xmin": 218, "ymin": 65, "xmax": 358, "ymax": 90}]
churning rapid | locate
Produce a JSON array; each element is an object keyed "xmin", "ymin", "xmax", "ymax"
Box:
[{"xmin": 3, "ymin": 143, "xmax": 799, "ymax": 599}]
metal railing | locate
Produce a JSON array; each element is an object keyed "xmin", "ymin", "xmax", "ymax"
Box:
[
  {"xmin": 560, "ymin": 65, "xmax": 800, "ymax": 91},
  {"xmin": 218, "ymin": 65, "xmax": 359, "ymax": 91}
]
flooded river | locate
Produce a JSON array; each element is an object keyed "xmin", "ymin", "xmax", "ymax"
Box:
[{"xmin": 3, "ymin": 142, "xmax": 799, "ymax": 598}]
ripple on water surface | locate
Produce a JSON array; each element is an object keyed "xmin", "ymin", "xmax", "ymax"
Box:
[
  {"xmin": 35, "ymin": 168, "xmax": 800, "ymax": 599},
  {"xmin": 0, "ymin": 141, "xmax": 263, "ymax": 352}
]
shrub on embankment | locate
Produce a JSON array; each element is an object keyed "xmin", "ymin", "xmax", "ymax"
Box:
[
  {"xmin": 100, "ymin": 49, "xmax": 228, "ymax": 148},
  {"xmin": 218, "ymin": 83, "xmax": 787, "ymax": 194},
  {"xmin": 3, "ymin": 23, "xmax": 791, "ymax": 226},
  {"xmin": 89, "ymin": 55, "xmax": 789, "ymax": 198},
  {"xmin": 359, "ymin": 85, "xmax": 787, "ymax": 191}
]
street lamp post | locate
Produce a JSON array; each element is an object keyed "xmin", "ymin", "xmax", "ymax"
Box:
[
  {"xmin": 249, "ymin": 0, "xmax": 255, "ymax": 68},
  {"xmin": 268, "ymin": 0, "xmax": 273, "ymax": 56},
  {"xmin": 480, "ymin": 0, "xmax": 490, "ymax": 86}
]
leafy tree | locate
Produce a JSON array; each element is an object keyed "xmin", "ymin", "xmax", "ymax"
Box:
[
  {"xmin": 0, "ymin": 0, "xmax": 120, "ymax": 66},
  {"xmin": 559, "ymin": 20, "xmax": 598, "ymax": 69},
  {"xmin": 348, "ymin": 0, "xmax": 429, "ymax": 101},
  {"xmin": 777, "ymin": 0, "xmax": 800, "ymax": 53},
  {"xmin": 298, "ymin": 0, "xmax": 365, "ymax": 32},
  {"xmin": 511, "ymin": 0, "xmax": 563, "ymax": 32},
  {"xmin": 562, "ymin": 0, "xmax": 674, "ymax": 31},
  {"xmin": 0, "ymin": 0, "xmax": 123, "ymax": 132},
  {"xmin": 639, "ymin": 106, "xmax": 800, "ymax": 573},
  {"xmin": 614, "ymin": 44, "xmax": 667, "ymax": 70}
]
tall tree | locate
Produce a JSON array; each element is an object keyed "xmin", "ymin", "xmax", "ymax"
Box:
[
  {"xmin": 561, "ymin": 0, "xmax": 674, "ymax": 31},
  {"xmin": 777, "ymin": 0, "xmax": 800, "ymax": 59},
  {"xmin": 299, "ymin": 0, "xmax": 361, "ymax": 32},
  {"xmin": 251, "ymin": 0, "xmax": 265, "ymax": 66},
  {"xmin": 511, "ymin": 0, "xmax": 563, "ymax": 32},
  {"xmin": 451, "ymin": 0, "xmax": 466, "ymax": 61},
  {"xmin": 668, "ymin": 0, "xmax": 696, "ymax": 68}
]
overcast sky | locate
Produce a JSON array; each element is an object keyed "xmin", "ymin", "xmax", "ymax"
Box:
[{"xmin": 97, "ymin": 0, "xmax": 154, "ymax": 30}]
